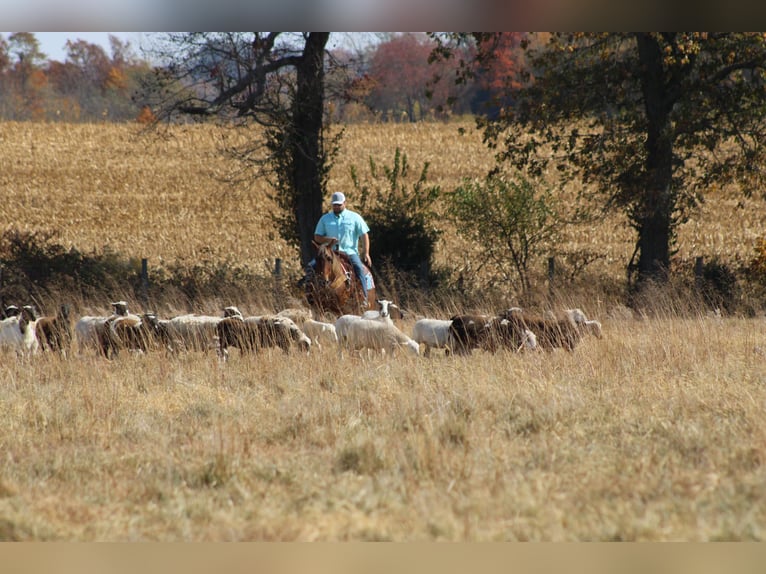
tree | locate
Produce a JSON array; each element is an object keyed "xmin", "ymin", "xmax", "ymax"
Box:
[
  {"xmin": 448, "ymin": 174, "xmax": 558, "ymax": 294},
  {"xmin": 5, "ymin": 32, "xmax": 48, "ymax": 119},
  {"xmin": 432, "ymin": 33, "xmax": 766, "ymax": 293},
  {"xmin": 141, "ymin": 32, "xmax": 335, "ymax": 267},
  {"xmin": 468, "ymin": 32, "xmax": 526, "ymax": 118},
  {"xmin": 46, "ymin": 37, "xmax": 146, "ymax": 121},
  {"xmin": 365, "ymin": 33, "xmax": 433, "ymax": 122}
]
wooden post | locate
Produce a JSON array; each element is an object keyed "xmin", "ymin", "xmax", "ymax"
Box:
[
  {"xmin": 140, "ymin": 258, "xmax": 149, "ymax": 307},
  {"xmin": 274, "ymin": 258, "xmax": 283, "ymax": 308}
]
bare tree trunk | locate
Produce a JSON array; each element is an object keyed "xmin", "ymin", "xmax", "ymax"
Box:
[
  {"xmin": 292, "ymin": 32, "xmax": 330, "ymax": 267},
  {"xmin": 635, "ymin": 33, "xmax": 675, "ymax": 286}
]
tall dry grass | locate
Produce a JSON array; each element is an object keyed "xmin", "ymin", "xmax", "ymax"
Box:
[
  {"xmin": 1, "ymin": 121, "xmax": 766, "ymax": 541},
  {"xmin": 0, "ymin": 314, "xmax": 765, "ymax": 541}
]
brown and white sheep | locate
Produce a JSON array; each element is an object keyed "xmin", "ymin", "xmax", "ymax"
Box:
[
  {"xmin": 0, "ymin": 305, "xmax": 39, "ymax": 357},
  {"xmin": 217, "ymin": 315, "xmax": 311, "ymax": 361}
]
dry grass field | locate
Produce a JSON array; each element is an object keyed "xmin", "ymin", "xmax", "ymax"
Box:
[
  {"xmin": 1, "ymin": 121, "xmax": 766, "ymax": 542},
  {"xmin": 2, "ymin": 120, "xmax": 764, "ymax": 298}
]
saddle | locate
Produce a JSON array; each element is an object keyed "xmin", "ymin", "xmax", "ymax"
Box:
[{"xmin": 334, "ymin": 251, "xmax": 375, "ymax": 290}]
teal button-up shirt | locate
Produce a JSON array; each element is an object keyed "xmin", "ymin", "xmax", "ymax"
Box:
[{"xmin": 314, "ymin": 208, "xmax": 369, "ymax": 256}]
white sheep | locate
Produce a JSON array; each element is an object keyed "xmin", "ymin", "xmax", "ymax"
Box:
[
  {"xmin": 0, "ymin": 305, "xmax": 39, "ymax": 357},
  {"xmin": 411, "ymin": 318, "xmax": 455, "ymax": 357},
  {"xmin": 361, "ymin": 298, "xmax": 403, "ymax": 325},
  {"xmin": 276, "ymin": 307, "xmax": 314, "ymax": 324},
  {"xmin": 74, "ymin": 315, "xmax": 109, "ymax": 354},
  {"xmin": 520, "ymin": 325, "xmax": 538, "ymax": 350},
  {"xmin": 565, "ymin": 308, "xmax": 603, "ymax": 339},
  {"xmin": 300, "ymin": 318, "xmax": 338, "ymax": 349},
  {"xmin": 336, "ymin": 315, "xmax": 419, "ymax": 357},
  {"xmin": 163, "ymin": 314, "xmax": 224, "ymax": 352},
  {"xmin": 334, "ymin": 314, "xmax": 362, "ymax": 341}
]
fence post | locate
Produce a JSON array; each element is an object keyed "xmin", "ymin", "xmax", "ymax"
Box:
[
  {"xmin": 274, "ymin": 258, "xmax": 283, "ymax": 308},
  {"xmin": 140, "ymin": 258, "xmax": 149, "ymax": 307}
]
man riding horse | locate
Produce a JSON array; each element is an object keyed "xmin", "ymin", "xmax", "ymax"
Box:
[{"xmin": 311, "ymin": 192, "xmax": 372, "ymax": 308}]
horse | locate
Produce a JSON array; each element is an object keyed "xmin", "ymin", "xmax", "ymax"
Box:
[{"xmin": 304, "ymin": 242, "xmax": 376, "ymax": 316}]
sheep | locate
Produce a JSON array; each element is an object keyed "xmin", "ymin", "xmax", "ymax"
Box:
[
  {"xmin": 336, "ymin": 315, "xmax": 420, "ymax": 357},
  {"xmin": 448, "ymin": 314, "xmax": 494, "ymax": 356},
  {"xmin": 254, "ymin": 315, "xmax": 312, "ymax": 354},
  {"xmin": 275, "ymin": 306, "xmax": 331, "ymax": 348},
  {"xmin": 73, "ymin": 302, "xmax": 138, "ymax": 357},
  {"xmin": 2, "ymin": 304, "xmax": 20, "ymax": 319},
  {"xmin": 498, "ymin": 308, "xmax": 582, "ymax": 352},
  {"xmin": 217, "ymin": 315, "xmax": 311, "ymax": 361},
  {"xmin": 223, "ymin": 306, "xmax": 244, "ymax": 318},
  {"xmin": 276, "ymin": 307, "xmax": 314, "ymax": 324},
  {"xmin": 110, "ymin": 300, "xmax": 130, "ymax": 317},
  {"xmin": 215, "ymin": 315, "xmax": 248, "ymax": 360},
  {"xmin": 103, "ymin": 312, "xmax": 170, "ymax": 357},
  {"xmin": 300, "ymin": 318, "xmax": 338, "ymax": 349},
  {"xmin": 128, "ymin": 312, "xmax": 174, "ymax": 353},
  {"xmin": 163, "ymin": 312, "xmax": 231, "ymax": 353},
  {"xmin": 565, "ymin": 308, "xmax": 603, "ymax": 339},
  {"xmin": 412, "ymin": 318, "xmax": 455, "ymax": 357},
  {"xmin": 334, "ymin": 314, "xmax": 362, "ymax": 344},
  {"xmin": 75, "ymin": 315, "xmax": 110, "ymax": 354},
  {"xmin": 484, "ymin": 316, "xmax": 538, "ymax": 353},
  {"xmin": 361, "ymin": 298, "xmax": 404, "ymax": 325},
  {"xmin": 35, "ymin": 304, "xmax": 72, "ymax": 355},
  {"xmin": 0, "ymin": 305, "xmax": 39, "ymax": 357}
]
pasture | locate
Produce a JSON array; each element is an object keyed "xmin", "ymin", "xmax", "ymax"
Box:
[
  {"xmin": 1, "ymin": 313, "xmax": 765, "ymax": 541},
  {"xmin": 1, "ymin": 121, "xmax": 766, "ymax": 541}
]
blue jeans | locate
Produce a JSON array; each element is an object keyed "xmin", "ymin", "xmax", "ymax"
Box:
[{"xmin": 345, "ymin": 253, "xmax": 368, "ymax": 302}]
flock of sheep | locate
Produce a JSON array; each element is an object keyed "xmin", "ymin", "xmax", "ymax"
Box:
[{"xmin": 0, "ymin": 297, "xmax": 603, "ymax": 360}]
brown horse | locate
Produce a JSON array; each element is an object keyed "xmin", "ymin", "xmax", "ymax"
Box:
[{"xmin": 305, "ymin": 242, "xmax": 376, "ymax": 315}]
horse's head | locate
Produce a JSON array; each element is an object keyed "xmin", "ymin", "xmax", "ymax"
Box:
[{"xmin": 313, "ymin": 241, "xmax": 340, "ymax": 284}]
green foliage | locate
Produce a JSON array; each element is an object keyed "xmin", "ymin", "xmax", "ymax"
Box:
[
  {"xmin": 351, "ymin": 148, "xmax": 441, "ymax": 283},
  {"xmin": 434, "ymin": 33, "xmax": 766, "ymax": 289},
  {"xmin": 447, "ymin": 174, "xmax": 558, "ymax": 293}
]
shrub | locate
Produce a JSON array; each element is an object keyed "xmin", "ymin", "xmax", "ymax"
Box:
[
  {"xmin": 447, "ymin": 173, "xmax": 559, "ymax": 294},
  {"xmin": 351, "ymin": 148, "xmax": 442, "ymax": 288}
]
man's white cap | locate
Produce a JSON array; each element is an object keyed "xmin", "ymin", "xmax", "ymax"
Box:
[{"xmin": 331, "ymin": 192, "xmax": 346, "ymax": 205}]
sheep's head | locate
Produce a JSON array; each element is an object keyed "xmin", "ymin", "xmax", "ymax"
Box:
[
  {"xmin": 223, "ymin": 306, "xmax": 243, "ymax": 318},
  {"xmin": 3, "ymin": 305, "xmax": 20, "ymax": 318},
  {"xmin": 111, "ymin": 301, "xmax": 129, "ymax": 316}
]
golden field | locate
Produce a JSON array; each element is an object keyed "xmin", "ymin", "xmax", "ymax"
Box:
[
  {"xmin": 0, "ymin": 121, "xmax": 766, "ymax": 542},
  {"xmin": 1, "ymin": 120, "xmax": 764, "ymax": 307}
]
